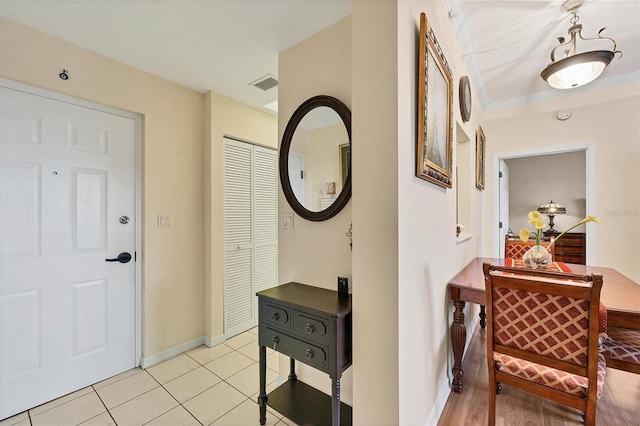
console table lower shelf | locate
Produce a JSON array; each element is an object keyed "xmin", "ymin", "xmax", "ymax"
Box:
[{"xmin": 267, "ymin": 378, "xmax": 352, "ymax": 426}]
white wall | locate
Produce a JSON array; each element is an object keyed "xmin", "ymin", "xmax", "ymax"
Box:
[{"xmin": 394, "ymin": 2, "xmax": 486, "ymax": 424}]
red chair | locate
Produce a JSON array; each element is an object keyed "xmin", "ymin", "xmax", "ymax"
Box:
[{"xmin": 504, "ymin": 234, "xmax": 555, "ymax": 260}]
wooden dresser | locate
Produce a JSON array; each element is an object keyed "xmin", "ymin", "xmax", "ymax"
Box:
[
  {"xmin": 257, "ymin": 282, "xmax": 352, "ymax": 426},
  {"xmin": 545, "ymin": 231, "xmax": 586, "ymax": 264}
]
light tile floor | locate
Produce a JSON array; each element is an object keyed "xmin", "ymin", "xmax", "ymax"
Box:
[{"xmin": 0, "ymin": 328, "xmax": 295, "ymax": 426}]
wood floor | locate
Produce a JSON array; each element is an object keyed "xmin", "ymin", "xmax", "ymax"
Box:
[{"xmin": 438, "ymin": 323, "xmax": 640, "ymax": 425}]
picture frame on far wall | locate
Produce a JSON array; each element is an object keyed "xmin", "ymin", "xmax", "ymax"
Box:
[
  {"xmin": 416, "ymin": 12, "xmax": 453, "ymax": 189},
  {"xmin": 476, "ymin": 126, "xmax": 486, "ymax": 190},
  {"xmin": 339, "ymin": 143, "xmax": 350, "ymax": 189}
]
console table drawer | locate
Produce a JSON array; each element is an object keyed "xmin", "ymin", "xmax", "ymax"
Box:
[
  {"xmin": 262, "ymin": 327, "xmax": 328, "ymax": 371},
  {"xmin": 257, "ymin": 282, "xmax": 352, "ymax": 426},
  {"xmin": 262, "ymin": 303, "xmax": 291, "ymax": 329},
  {"xmin": 293, "ymin": 311, "xmax": 328, "ymax": 345}
]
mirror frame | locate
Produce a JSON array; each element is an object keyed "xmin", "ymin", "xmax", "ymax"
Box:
[{"xmin": 279, "ymin": 95, "xmax": 352, "ymax": 222}]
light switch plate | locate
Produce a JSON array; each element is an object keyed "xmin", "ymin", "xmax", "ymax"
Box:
[
  {"xmin": 281, "ymin": 212, "xmax": 294, "ymax": 230},
  {"xmin": 157, "ymin": 213, "xmax": 173, "ymax": 228}
]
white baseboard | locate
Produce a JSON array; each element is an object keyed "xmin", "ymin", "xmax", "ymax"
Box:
[
  {"xmin": 427, "ymin": 377, "xmax": 454, "ymax": 425},
  {"xmin": 427, "ymin": 319, "xmax": 480, "ymax": 425},
  {"xmin": 204, "ymin": 334, "xmax": 226, "ymax": 348},
  {"xmin": 140, "ymin": 336, "xmax": 204, "ymax": 369}
]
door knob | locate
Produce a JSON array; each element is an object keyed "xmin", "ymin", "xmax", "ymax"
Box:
[{"xmin": 105, "ymin": 252, "xmax": 132, "ymax": 263}]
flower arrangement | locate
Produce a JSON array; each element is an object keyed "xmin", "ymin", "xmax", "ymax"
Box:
[
  {"xmin": 519, "ymin": 211, "xmax": 601, "ymax": 248},
  {"xmin": 519, "ymin": 211, "xmax": 546, "ymax": 245},
  {"xmin": 518, "ymin": 211, "xmax": 600, "ymax": 268}
]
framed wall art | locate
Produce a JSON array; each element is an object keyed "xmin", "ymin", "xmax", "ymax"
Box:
[
  {"xmin": 416, "ymin": 12, "xmax": 453, "ymax": 188},
  {"xmin": 476, "ymin": 125, "xmax": 485, "ymax": 190},
  {"xmin": 339, "ymin": 142, "xmax": 350, "ymax": 188}
]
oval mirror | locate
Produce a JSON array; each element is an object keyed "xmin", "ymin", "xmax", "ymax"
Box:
[{"xmin": 279, "ymin": 95, "xmax": 351, "ymax": 221}]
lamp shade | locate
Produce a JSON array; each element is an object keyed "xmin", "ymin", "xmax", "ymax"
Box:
[
  {"xmin": 540, "ymin": 1, "xmax": 619, "ymax": 90},
  {"xmin": 541, "ymin": 50, "xmax": 615, "ymax": 89},
  {"xmin": 537, "ymin": 200, "xmax": 566, "ymax": 215}
]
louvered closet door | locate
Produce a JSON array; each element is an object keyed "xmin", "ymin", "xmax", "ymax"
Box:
[
  {"xmin": 223, "ymin": 138, "xmax": 277, "ymax": 338},
  {"xmin": 253, "ymin": 146, "xmax": 278, "ymax": 297}
]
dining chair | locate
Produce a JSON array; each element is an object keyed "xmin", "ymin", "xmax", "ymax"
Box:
[
  {"xmin": 600, "ymin": 310, "xmax": 640, "ymax": 374},
  {"xmin": 504, "ymin": 234, "xmax": 555, "ymax": 260},
  {"xmin": 483, "ymin": 263, "xmax": 605, "ymax": 426}
]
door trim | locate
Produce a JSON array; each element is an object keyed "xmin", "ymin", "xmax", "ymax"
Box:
[
  {"xmin": 492, "ymin": 144, "xmax": 596, "ymax": 264},
  {"xmin": 0, "ymin": 77, "xmax": 143, "ymax": 366}
]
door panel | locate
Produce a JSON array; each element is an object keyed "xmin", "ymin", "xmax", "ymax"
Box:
[
  {"xmin": 0, "ymin": 85, "xmax": 138, "ymax": 419},
  {"xmin": 499, "ymin": 160, "xmax": 509, "ymax": 256},
  {"xmin": 223, "ymin": 139, "xmax": 277, "ymax": 338},
  {"xmin": 0, "ymin": 160, "xmax": 40, "ymax": 256}
]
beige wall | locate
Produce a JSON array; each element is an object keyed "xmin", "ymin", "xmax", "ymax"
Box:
[
  {"xmin": 0, "ymin": 17, "xmax": 205, "ymax": 357},
  {"xmin": 484, "ymin": 96, "xmax": 640, "ymax": 282},
  {"xmin": 279, "ymin": 4, "xmax": 485, "ymax": 423},
  {"xmin": 300, "ymin": 123, "xmax": 347, "ymax": 211},
  {"xmin": 204, "ymin": 91, "xmax": 278, "ymax": 341},
  {"xmin": 351, "ymin": 3, "xmax": 400, "ymax": 424},
  {"xmin": 507, "ymin": 151, "xmax": 587, "ymax": 233},
  {"xmin": 278, "ymin": 15, "xmax": 354, "ymax": 403}
]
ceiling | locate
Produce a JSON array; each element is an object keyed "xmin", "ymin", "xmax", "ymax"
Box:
[{"xmin": 1, "ymin": 1, "xmax": 638, "ymax": 115}]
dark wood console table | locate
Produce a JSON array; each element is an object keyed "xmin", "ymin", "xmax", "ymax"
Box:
[{"xmin": 257, "ymin": 282, "xmax": 352, "ymax": 426}]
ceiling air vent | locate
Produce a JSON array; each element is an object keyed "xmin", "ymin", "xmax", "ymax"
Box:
[{"xmin": 250, "ymin": 74, "xmax": 278, "ymax": 91}]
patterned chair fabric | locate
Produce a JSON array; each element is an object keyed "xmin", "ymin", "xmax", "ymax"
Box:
[
  {"xmin": 602, "ymin": 326, "xmax": 640, "ymax": 374},
  {"xmin": 483, "ymin": 263, "xmax": 605, "ymax": 426},
  {"xmin": 495, "ymin": 350, "xmax": 606, "ymax": 398},
  {"xmin": 505, "ymin": 235, "xmax": 555, "ymax": 260}
]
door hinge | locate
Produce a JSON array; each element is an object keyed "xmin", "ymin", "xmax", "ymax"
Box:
[
  {"xmin": 499, "ymin": 222, "xmax": 503, "ymax": 229},
  {"xmin": 499, "ymin": 171, "xmax": 503, "ymax": 178},
  {"xmin": 134, "ymin": 251, "xmax": 137, "ymax": 262},
  {"xmin": 301, "ymin": 170, "xmax": 304, "ymax": 179}
]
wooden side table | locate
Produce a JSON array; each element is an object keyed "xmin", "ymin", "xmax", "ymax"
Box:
[
  {"xmin": 257, "ymin": 282, "xmax": 352, "ymax": 426},
  {"xmin": 545, "ymin": 231, "xmax": 586, "ymax": 264}
]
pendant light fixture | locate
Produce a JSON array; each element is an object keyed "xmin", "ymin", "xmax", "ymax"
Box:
[{"xmin": 541, "ymin": 0, "xmax": 621, "ymax": 89}]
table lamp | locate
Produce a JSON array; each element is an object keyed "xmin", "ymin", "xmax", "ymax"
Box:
[{"xmin": 537, "ymin": 200, "xmax": 566, "ymax": 233}]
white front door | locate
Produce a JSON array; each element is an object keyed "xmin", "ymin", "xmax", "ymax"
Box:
[{"xmin": 0, "ymin": 83, "xmax": 138, "ymax": 419}]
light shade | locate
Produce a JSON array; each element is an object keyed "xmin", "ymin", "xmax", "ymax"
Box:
[
  {"xmin": 537, "ymin": 200, "xmax": 566, "ymax": 215},
  {"xmin": 541, "ymin": 50, "xmax": 614, "ymax": 89},
  {"xmin": 540, "ymin": 2, "xmax": 619, "ymax": 90}
]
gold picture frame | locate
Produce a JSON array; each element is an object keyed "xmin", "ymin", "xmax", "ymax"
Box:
[
  {"xmin": 476, "ymin": 126, "xmax": 485, "ymax": 190},
  {"xmin": 416, "ymin": 12, "xmax": 453, "ymax": 188}
]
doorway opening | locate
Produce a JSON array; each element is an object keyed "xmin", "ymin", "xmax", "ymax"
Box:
[{"xmin": 493, "ymin": 144, "xmax": 597, "ymax": 263}]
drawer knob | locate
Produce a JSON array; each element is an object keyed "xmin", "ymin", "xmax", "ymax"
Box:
[
  {"xmin": 305, "ymin": 323, "xmax": 315, "ymax": 334},
  {"xmin": 305, "ymin": 348, "xmax": 314, "ymax": 360},
  {"xmin": 271, "ymin": 312, "xmax": 279, "ymax": 321}
]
